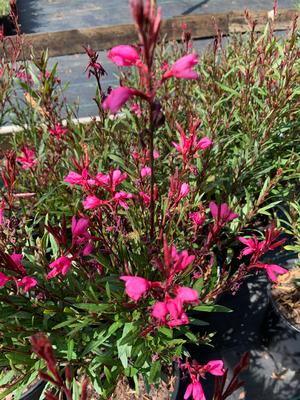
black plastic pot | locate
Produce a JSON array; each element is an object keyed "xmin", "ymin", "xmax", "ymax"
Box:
[
  {"xmin": 0, "ymin": 16, "xmax": 15, "ymax": 36},
  {"xmin": 20, "ymin": 381, "xmax": 46, "ymax": 400},
  {"xmin": 269, "ymin": 289, "xmax": 300, "ymax": 335},
  {"xmin": 171, "ymin": 362, "xmax": 181, "ymax": 400}
]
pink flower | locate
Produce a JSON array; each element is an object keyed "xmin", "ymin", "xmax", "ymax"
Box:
[
  {"xmin": 107, "ymin": 170, "xmax": 127, "ymax": 192},
  {"xmin": 17, "ymin": 276, "xmax": 38, "ymax": 293},
  {"xmin": 131, "ymin": 103, "xmax": 142, "ymax": 117},
  {"xmin": 153, "ymin": 150, "xmax": 160, "ymax": 159},
  {"xmin": 209, "ymin": 202, "xmax": 238, "ymax": 223},
  {"xmin": 120, "ymin": 276, "xmax": 150, "ymax": 301},
  {"xmin": 47, "ymin": 256, "xmax": 72, "ymax": 279},
  {"xmin": 16, "ymin": 70, "xmax": 33, "ymax": 85},
  {"xmin": 152, "ymin": 297, "xmax": 190, "ymax": 327},
  {"xmin": 152, "ymin": 301, "xmax": 168, "ymax": 321},
  {"xmin": 189, "ymin": 206, "xmax": 206, "ymax": 227},
  {"xmin": 184, "ymin": 380, "xmax": 205, "ymax": 400},
  {"xmin": 108, "ymin": 45, "xmax": 141, "ymax": 67},
  {"xmin": 141, "ymin": 166, "xmax": 152, "ymax": 178},
  {"xmin": 173, "ymin": 122, "xmax": 212, "ymax": 163},
  {"xmin": 170, "ymin": 246, "xmax": 195, "ymax": 272},
  {"xmin": 238, "ymin": 235, "xmax": 262, "ymax": 257},
  {"xmin": 16, "ymin": 147, "xmax": 38, "ymax": 170},
  {"xmin": 83, "ymin": 196, "xmax": 104, "ymax": 210},
  {"xmin": 10, "ymin": 253, "xmax": 26, "ymax": 274},
  {"xmin": 0, "ymin": 272, "xmax": 10, "ymax": 287},
  {"xmin": 255, "ymin": 262, "xmax": 287, "ymax": 282},
  {"xmin": 163, "ymin": 53, "xmax": 199, "ymax": 80},
  {"xmin": 72, "ymin": 217, "xmax": 94, "ymax": 256},
  {"xmin": 179, "ymin": 183, "xmax": 190, "ymax": 200},
  {"xmin": 176, "ymin": 287, "xmax": 199, "ymax": 304},
  {"xmin": 204, "ymin": 360, "xmax": 225, "ymax": 376},
  {"xmin": 139, "ymin": 191, "xmax": 151, "ymax": 206},
  {"xmin": 112, "ymin": 192, "xmax": 133, "ymax": 209},
  {"xmin": 49, "ymin": 123, "xmax": 67, "ymax": 138},
  {"xmin": 64, "ymin": 169, "xmax": 93, "ymax": 186},
  {"xmin": 103, "ymin": 87, "xmax": 135, "ymax": 114},
  {"xmin": 197, "ymin": 137, "xmax": 212, "ymax": 149}
]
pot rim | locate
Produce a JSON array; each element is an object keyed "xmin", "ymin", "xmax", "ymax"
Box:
[
  {"xmin": 268, "ymin": 288, "xmax": 300, "ymax": 334},
  {"xmin": 20, "ymin": 380, "xmax": 46, "ymax": 400}
]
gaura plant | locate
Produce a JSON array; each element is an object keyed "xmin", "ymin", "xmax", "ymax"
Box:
[{"xmin": 0, "ymin": 1, "xmax": 294, "ymax": 399}]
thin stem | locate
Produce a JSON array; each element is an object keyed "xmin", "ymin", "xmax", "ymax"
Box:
[{"xmin": 149, "ymin": 104, "xmax": 155, "ymax": 242}]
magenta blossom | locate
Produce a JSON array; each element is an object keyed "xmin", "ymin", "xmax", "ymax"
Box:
[
  {"xmin": 83, "ymin": 196, "xmax": 105, "ymax": 210},
  {"xmin": 10, "ymin": 253, "xmax": 26, "ymax": 275},
  {"xmin": 47, "ymin": 256, "xmax": 72, "ymax": 279},
  {"xmin": 108, "ymin": 45, "xmax": 141, "ymax": 67},
  {"xmin": 184, "ymin": 380, "xmax": 205, "ymax": 400},
  {"xmin": 209, "ymin": 201, "xmax": 238, "ymax": 223},
  {"xmin": 189, "ymin": 205, "xmax": 206, "ymax": 228},
  {"xmin": 95, "ymin": 169, "xmax": 127, "ymax": 192},
  {"xmin": 176, "ymin": 287, "xmax": 199, "ymax": 304},
  {"xmin": 120, "ymin": 276, "xmax": 151, "ymax": 301},
  {"xmin": 179, "ymin": 183, "xmax": 190, "ymax": 200},
  {"xmin": 0, "ymin": 272, "xmax": 10, "ymax": 287},
  {"xmin": 112, "ymin": 192, "xmax": 133, "ymax": 209},
  {"xmin": 254, "ymin": 262, "xmax": 287, "ymax": 283},
  {"xmin": 103, "ymin": 87, "xmax": 135, "ymax": 114},
  {"xmin": 203, "ymin": 360, "xmax": 225, "ymax": 376},
  {"xmin": 238, "ymin": 235, "xmax": 263, "ymax": 257},
  {"xmin": 72, "ymin": 217, "xmax": 94, "ymax": 256},
  {"xmin": 16, "ymin": 147, "xmax": 38, "ymax": 170},
  {"xmin": 49, "ymin": 123, "xmax": 67, "ymax": 138},
  {"xmin": 64, "ymin": 169, "xmax": 94, "ymax": 186},
  {"xmin": 131, "ymin": 102, "xmax": 142, "ymax": 117},
  {"xmin": 152, "ymin": 296, "xmax": 189, "ymax": 327},
  {"xmin": 140, "ymin": 166, "xmax": 152, "ymax": 178},
  {"xmin": 182, "ymin": 359, "xmax": 225, "ymax": 400},
  {"xmin": 139, "ymin": 191, "xmax": 150, "ymax": 206},
  {"xmin": 170, "ymin": 246, "xmax": 195, "ymax": 272},
  {"xmin": 163, "ymin": 53, "xmax": 199, "ymax": 80},
  {"xmin": 173, "ymin": 122, "xmax": 212, "ymax": 163},
  {"xmin": 17, "ymin": 276, "xmax": 38, "ymax": 293}
]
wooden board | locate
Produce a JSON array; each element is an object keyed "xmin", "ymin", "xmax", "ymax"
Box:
[{"xmin": 0, "ymin": 9, "xmax": 298, "ymax": 60}]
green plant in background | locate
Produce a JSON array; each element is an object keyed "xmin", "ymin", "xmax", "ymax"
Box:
[{"xmin": 0, "ymin": 0, "xmax": 10, "ymax": 17}]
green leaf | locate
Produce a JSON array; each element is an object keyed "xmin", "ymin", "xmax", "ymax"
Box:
[
  {"xmin": 117, "ymin": 323, "xmax": 135, "ymax": 368},
  {"xmin": 149, "ymin": 361, "xmax": 161, "ymax": 384},
  {"xmin": 75, "ymin": 303, "xmax": 112, "ymax": 313},
  {"xmin": 158, "ymin": 326, "xmax": 173, "ymax": 338},
  {"xmin": 193, "ymin": 305, "xmax": 232, "ymax": 313}
]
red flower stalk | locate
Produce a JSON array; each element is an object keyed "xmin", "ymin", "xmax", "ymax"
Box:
[
  {"xmin": 1, "ymin": 151, "xmax": 17, "ymax": 204},
  {"xmin": 129, "ymin": 0, "xmax": 162, "ymax": 69},
  {"xmin": 84, "ymin": 45, "xmax": 106, "ymax": 79},
  {"xmin": 31, "ymin": 334, "xmax": 72, "ymax": 400}
]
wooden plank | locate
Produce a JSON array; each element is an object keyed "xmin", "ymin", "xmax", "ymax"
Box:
[
  {"xmin": 0, "ymin": 9, "xmax": 298, "ymax": 60},
  {"xmin": 229, "ymin": 8, "xmax": 299, "ymax": 33}
]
